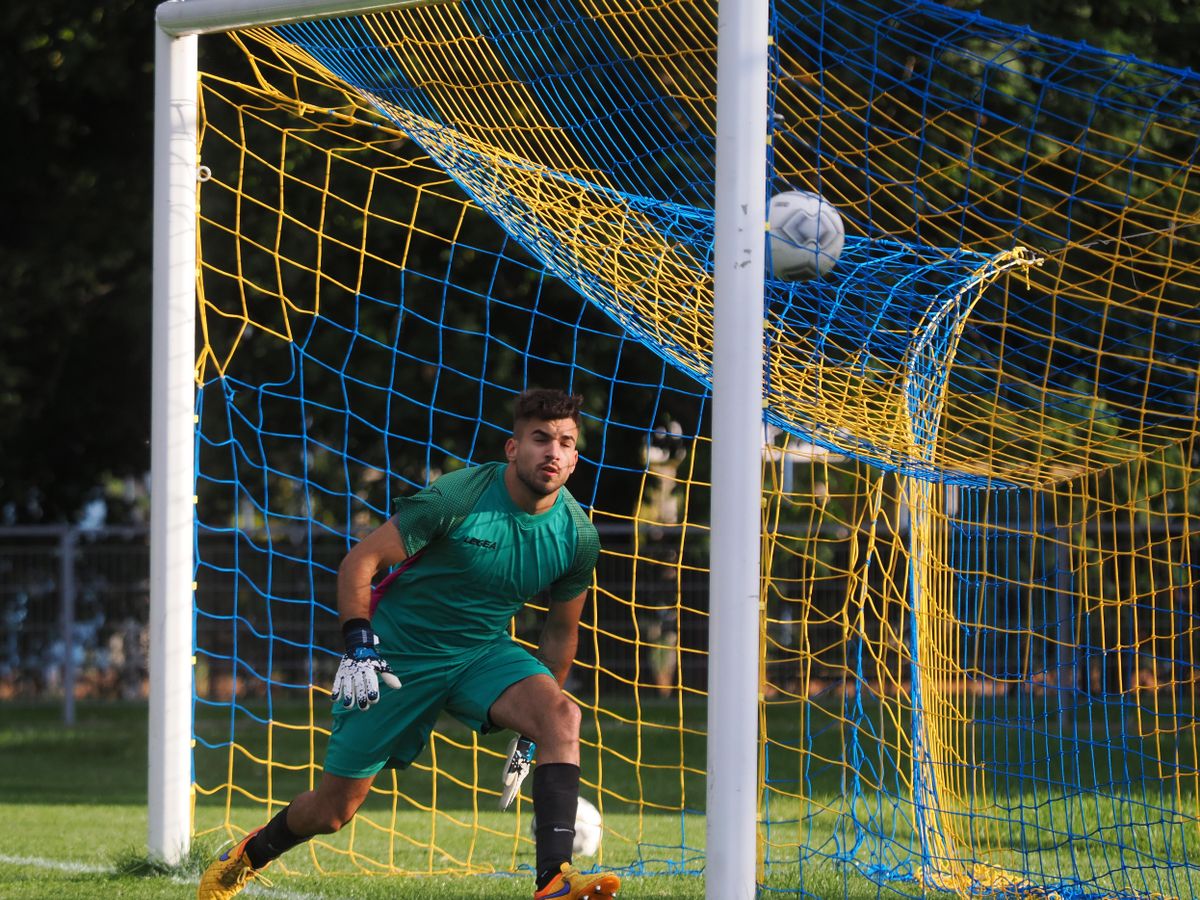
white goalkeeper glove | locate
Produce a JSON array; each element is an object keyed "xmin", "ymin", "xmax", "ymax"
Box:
[
  {"xmin": 331, "ymin": 618, "xmax": 402, "ymax": 711},
  {"xmin": 499, "ymin": 734, "xmax": 536, "ymax": 810}
]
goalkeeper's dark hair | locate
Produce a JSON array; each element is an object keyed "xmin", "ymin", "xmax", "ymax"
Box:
[{"xmin": 513, "ymin": 388, "xmax": 583, "ymax": 431}]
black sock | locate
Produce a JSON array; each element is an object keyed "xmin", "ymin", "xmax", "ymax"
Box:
[
  {"xmin": 532, "ymin": 763, "xmax": 580, "ymax": 890},
  {"xmin": 244, "ymin": 804, "xmax": 309, "ymax": 869}
]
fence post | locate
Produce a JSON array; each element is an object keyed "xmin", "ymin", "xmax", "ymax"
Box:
[{"xmin": 60, "ymin": 526, "xmax": 77, "ymax": 727}]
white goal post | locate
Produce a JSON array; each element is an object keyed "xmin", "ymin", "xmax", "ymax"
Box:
[{"xmin": 150, "ymin": 4, "xmax": 768, "ymax": 897}]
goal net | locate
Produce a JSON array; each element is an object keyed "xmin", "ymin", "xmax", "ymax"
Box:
[{"xmin": 186, "ymin": 1, "xmax": 1200, "ymax": 896}]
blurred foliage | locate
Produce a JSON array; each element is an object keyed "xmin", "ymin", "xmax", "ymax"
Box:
[
  {"xmin": 0, "ymin": 2, "xmax": 155, "ymax": 523},
  {"xmin": 0, "ymin": 0, "xmax": 1197, "ymax": 524}
]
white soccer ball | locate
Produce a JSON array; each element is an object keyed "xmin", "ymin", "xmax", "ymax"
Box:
[
  {"xmin": 768, "ymin": 190, "xmax": 845, "ymax": 280},
  {"xmin": 530, "ymin": 795, "xmax": 603, "ymax": 857}
]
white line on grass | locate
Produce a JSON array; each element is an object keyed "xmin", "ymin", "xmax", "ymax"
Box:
[
  {"xmin": 0, "ymin": 854, "xmax": 108, "ymax": 873},
  {"xmin": 0, "ymin": 854, "xmax": 325, "ymax": 899},
  {"xmin": 241, "ymin": 884, "xmax": 326, "ymax": 900},
  {"xmin": 239, "ymin": 881, "xmax": 328, "ymax": 900}
]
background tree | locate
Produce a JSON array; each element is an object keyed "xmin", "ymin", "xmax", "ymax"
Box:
[
  {"xmin": 0, "ymin": 1, "xmax": 155, "ymax": 524},
  {"xmin": 0, "ymin": 0, "xmax": 1196, "ymax": 524}
]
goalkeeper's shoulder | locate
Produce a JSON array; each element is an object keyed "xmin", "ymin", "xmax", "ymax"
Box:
[
  {"xmin": 560, "ymin": 488, "xmax": 600, "ymax": 556},
  {"xmin": 433, "ymin": 460, "xmax": 504, "ymax": 490},
  {"xmin": 404, "ymin": 462, "xmax": 502, "ymax": 512},
  {"xmin": 392, "ymin": 463, "xmax": 501, "ymax": 551}
]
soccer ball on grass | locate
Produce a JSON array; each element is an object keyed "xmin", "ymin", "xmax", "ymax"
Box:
[
  {"xmin": 530, "ymin": 795, "xmax": 603, "ymax": 857},
  {"xmin": 768, "ymin": 190, "xmax": 845, "ymax": 280}
]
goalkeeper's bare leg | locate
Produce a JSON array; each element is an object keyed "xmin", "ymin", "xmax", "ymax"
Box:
[
  {"xmin": 490, "ymin": 674, "xmax": 620, "ymax": 898},
  {"xmin": 196, "ymin": 773, "xmax": 374, "ymax": 899}
]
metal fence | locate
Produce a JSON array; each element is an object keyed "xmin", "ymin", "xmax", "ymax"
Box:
[
  {"xmin": 0, "ymin": 526, "xmax": 150, "ymax": 722},
  {"xmin": 0, "ymin": 525, "xmax": 725, "ymax": 715},
  {"xmin": 1, "ymin": 523, "xmax": 883, "ymax": 716},
  {"xmin": 10, "ymin": 519, "xmax": 1164, "ymax": 718}
]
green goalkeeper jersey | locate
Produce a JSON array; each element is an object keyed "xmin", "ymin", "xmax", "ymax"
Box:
[{"xmin": 371, "ymin": 461, "xmax": 600, "ymax": 656}]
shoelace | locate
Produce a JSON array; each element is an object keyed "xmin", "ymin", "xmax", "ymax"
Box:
[
  {"xmin": 224, "ymin": 863, "xmax": 273, "ymax": 890},
  {"xmin": 215, "ymin": 840, "xmax": 274, "ymax": 891}
]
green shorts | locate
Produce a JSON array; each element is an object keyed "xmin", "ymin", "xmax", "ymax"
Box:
[{"xmin": 323, "ymin": 636, "xmax": 552, "ymax": 779}]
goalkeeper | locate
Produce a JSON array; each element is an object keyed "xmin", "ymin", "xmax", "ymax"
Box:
[{"xmin": 198, "ymin": 389, "xmax": 620, "ymax": 900}]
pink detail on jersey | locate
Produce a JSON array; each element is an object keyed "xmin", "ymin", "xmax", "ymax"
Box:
[{"xmin": 369, "ymin": 549, "xmax": 424, "ymax": 616}]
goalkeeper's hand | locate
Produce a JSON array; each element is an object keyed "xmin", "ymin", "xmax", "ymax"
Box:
[
  {"xmin": 331, "ymin": 618, "xmax": 402, "ymax": 711},
  {"xmin": 499, "ymin": 734, "xmax": 536, "ymax": 810}
]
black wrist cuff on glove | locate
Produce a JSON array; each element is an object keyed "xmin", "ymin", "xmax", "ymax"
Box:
[{"xmin": 342, "ymin": 618, "xmax": 374, "ymax": 653}]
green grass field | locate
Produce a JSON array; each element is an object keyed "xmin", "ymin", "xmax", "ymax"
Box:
[
  {"xmin": 0, "ymin": 701, "xmax": 689, "ymax": 899},
  {"xmin": 5, "ymin": 699, "xmax": 1195, "ymax": 899},
  {"xmin": 0, "ymin": 699, "xmax": 954, "ymax": 899}
]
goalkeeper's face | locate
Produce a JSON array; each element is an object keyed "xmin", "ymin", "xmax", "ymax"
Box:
[{"xmin": 506, "ymin": 417, "xmax": 579, "ymax": 498}]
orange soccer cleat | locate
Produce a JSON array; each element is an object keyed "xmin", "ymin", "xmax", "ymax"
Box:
[{"xmin": 533, "ymin": 862, "xmax": 620, "ymax": 899}]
